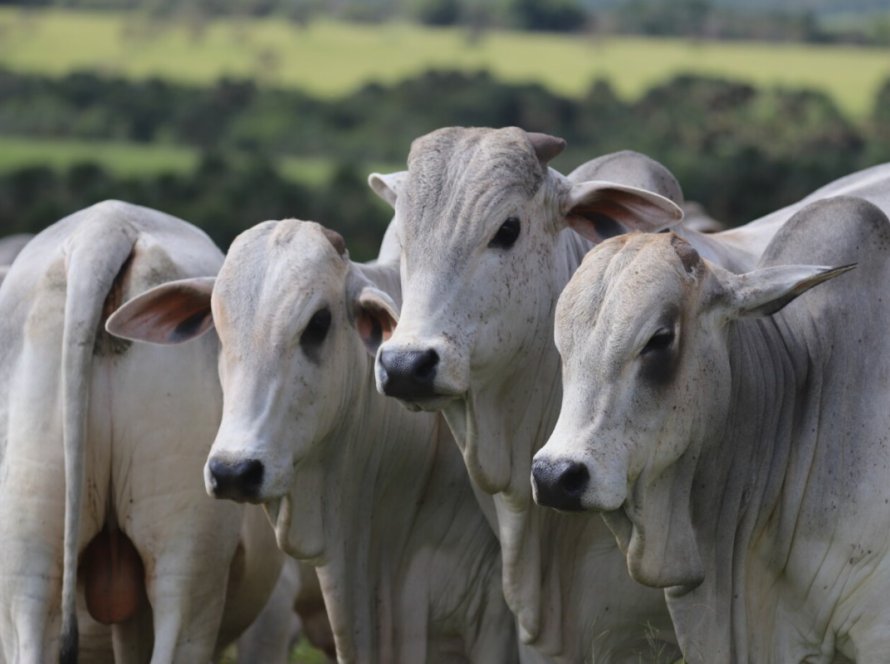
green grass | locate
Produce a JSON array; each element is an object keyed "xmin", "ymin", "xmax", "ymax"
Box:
[
  {"xmin": 0, "ymin": 135, "xmax": 199, "ymax": 175},
  {"xmin": 0, "ymin": 135, "xmax": 401, "ymax": 184},
  {"xmin": 1, "ymin": 8, "xmax": 889, "ymax": 118}
]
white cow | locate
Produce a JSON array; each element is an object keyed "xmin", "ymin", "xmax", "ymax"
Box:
[
  {"xmin": 534, "ymin": 196, "xmax": 890, "ymax": 662},
  {"xmin": 370, "ymin": 128, "xmax": 685, "ymax": 663},
  {"xmin": 106, "ymin": 219, "xmax": 519, "ymax": 664},
  {"xmin": 0, "ymin": 200, "xmax": 285, "ymax": 663}
]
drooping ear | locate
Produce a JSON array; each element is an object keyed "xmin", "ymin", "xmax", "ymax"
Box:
[
  {"xmin": 563, "ymin": 180, "xmax": 684, "ymax": 242},
  {"xmin": 720, "ymin": 263, "xmax": 855, "ymax": 318},
  {"xmin": 368, "ymin": 171, "xmax": 408, "ymax": 208},
  {"xmin": 526, "ymin": 132, "xmax": 566, "ymax": 165},
  {"xmin": 353, "ymin": 286, "xmax": 399, "ymax": 356},
  {"xmin": 106, "ymin": 276, "xmax": 216, "ymax": 344}
]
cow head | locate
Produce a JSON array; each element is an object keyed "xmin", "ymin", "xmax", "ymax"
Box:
[
  {"xmin": 369, "ymin": 127, "xmax": 682, "ymax": 493},
  {"xmin": 532, "ymin": 232, "xmax": 852, "ymax": 587},
  {"xmin": 106, "ymin": 220, "xmax": 397, "ymax": 553}
]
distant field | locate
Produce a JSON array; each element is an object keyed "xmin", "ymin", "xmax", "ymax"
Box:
[
  {"xmin": 0, "ymin": 8, "xmax": 889, "ymax": 118},
  {"xmin": 0, "ymin": 135, "xmax": 392, "ymax": 185}
]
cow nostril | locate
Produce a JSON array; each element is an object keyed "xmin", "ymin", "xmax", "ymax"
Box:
[
  {"xmin": 532, "ymin": 458, "xmax": 588, "ymax": 512},
  {"xmin": 414, "ymin": 349, "xmax": 439, "ymax": 379},
  {"xmin": 208, "ymin": 458, "xmax": 265, "ymax": 502},
  {"xmin": 558, "ymin": 462, "xmax": 589, "ymax": 496},
  {"xmin": 377, "ymin": 348, "xmax": 440, "ymax": 399}
]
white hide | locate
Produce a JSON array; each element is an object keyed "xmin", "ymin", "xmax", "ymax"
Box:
[
  {"xmin": 0, "ymin": 201, "xmax": 285, "ymax": 663},
  {"xmin": 372, "ymin": 129, "xmax": 683, "ymax": 663},
  {"xmin": 538, "ymin": 197, "xmax": 890, "ymax": 662},
  {"xmin": 107, "ymin": 219, "xmax": 519, "ymax": 664}
]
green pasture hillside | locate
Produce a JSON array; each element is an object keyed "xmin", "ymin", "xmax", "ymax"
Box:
[{"xmin": 1, "ymin": 8, "xmax": 889, "ymax": 117}]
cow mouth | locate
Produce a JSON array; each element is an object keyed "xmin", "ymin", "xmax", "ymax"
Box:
[{"xmin": 397, "ymin": 392, "xmax": 462, "ymax": 412}]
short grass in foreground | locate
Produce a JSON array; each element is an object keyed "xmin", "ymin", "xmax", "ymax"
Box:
[
  {"xmin": 219, "ymin": 638, "xmax": 327, "ymax": 664},
  {"xmin": 0, "ymin": 8, "xmax": 889, "ymax": 118}
]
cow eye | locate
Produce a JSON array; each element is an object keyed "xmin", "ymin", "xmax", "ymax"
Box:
[
  {"xmin": 300, "ymin": 307, "xmax": 332, "ymax": 349},
  {"xmin": 641, "ymin": 328, "xmax": 674, "ymax": 356},
  {"xmin": 488, "ymin": 217, "xmax": 521, "ymax": 249}
]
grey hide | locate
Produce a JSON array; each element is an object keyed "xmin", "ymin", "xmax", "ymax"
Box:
[{"xmin": 540, "ymin": 196, "xmax": 890, "ymax": 662}]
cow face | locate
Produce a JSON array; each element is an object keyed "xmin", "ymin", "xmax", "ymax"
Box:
[
  {"xmin": 369, "ymin": 127, "xmax": 682, "ymax": 492},
  {"xmin": 106, "ymin": 220, "xmax": 397, "ymax": 506},
  {"xmin": 532, "ymin": 232, "xmax": 851, "ymax": 587}
]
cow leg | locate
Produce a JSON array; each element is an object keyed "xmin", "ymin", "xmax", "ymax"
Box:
[{"xmin": 111, "ymin": 601, "xmax": 154, "ymax": 664}]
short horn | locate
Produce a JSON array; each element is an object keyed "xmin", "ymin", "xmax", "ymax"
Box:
[{"xmin": 527, "ymin": 132, "xmax": 566, "ymax": 165}]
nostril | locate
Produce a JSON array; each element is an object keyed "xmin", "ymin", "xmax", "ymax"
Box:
[
  {"xmin": 414, "ymin": 349, "xmax": 439, "ymax": 379},
  {"xmin": 208, "ymin": 457, "xmax": 264, "ymax": 501},
  {"xmin": 558, "ymin": 462, "xmax": 589, "ymax": 497},
  {"xmin": 377, "ymin": 348, "xmax": 440, "ymax": 399},
  {"xmin": 237, "ymin": 459, "xmax": 264, "ymax": 490},
  {"xmin": 532, "ymin": 458, "xmax": 588, "ymax": 512}
]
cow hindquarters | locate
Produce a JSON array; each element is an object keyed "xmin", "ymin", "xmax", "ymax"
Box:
[{"xmin": 109, "ymin": 341, "xmax": 236, "ymax": 664}]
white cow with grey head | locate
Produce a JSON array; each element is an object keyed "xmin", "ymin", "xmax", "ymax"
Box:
[
  {"xmin": 535, "ymin": 196, "xmax": 890, "ymax": 662},
  {"xmin": 370, "ymin": 127, "xmax": 685, "ymax": 662},
  {"xmin": 107, "ymin": 219, "xmax": 519, "ymax": 664},
  {"xmin": 0, "ymin": 200, "xmax": 286, "ymax": 663}
]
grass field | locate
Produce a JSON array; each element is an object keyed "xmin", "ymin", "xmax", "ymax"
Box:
[
  {"xmin": 0, "ymin": 135, "xmax": 399, "ymax": 185},
  {"xmin": 1, "ymin": 8, "xmax": 889, "ymax": 118}
]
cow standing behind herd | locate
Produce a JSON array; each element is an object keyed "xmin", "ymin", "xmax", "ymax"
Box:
[{"xmin": 1, "ymin": 126, "xmax": 889, "ymax": 663}]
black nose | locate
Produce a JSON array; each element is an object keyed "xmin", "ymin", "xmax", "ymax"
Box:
[
  {"xmin": 208, "ymin": 458, "xmax": 264, "ymax": 502},
  {"xmin": 531, "ymin": 458, "xmax": 589, "ymax": 512},
  {"xmin": 378, "ymin": 348, "xmax": 439, "ymax": 400}
]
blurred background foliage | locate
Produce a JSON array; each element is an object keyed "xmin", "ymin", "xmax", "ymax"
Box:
[{"xmin": 1, "ymin": 0, "xmax": 889, "ymax": 260}]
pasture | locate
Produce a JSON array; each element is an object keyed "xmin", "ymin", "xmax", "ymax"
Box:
[
  {"xmin": 0, "ymin": 7, "xmax": 889, "ymax": 118},
  {"xmin": 0, "ymin": 135, "xmax": 400, "ymax": 186}
]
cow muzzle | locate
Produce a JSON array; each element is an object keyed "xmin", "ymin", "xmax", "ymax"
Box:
[
  {"xmin": 531, "ymin": 457, "xmax": 590, "ymax": 512},
  {"xmin": 377, "ymin": 347, "xmax": 441, "ymax": 400},
  {"xmin": 206, "ymin": 457, "xmax": 265, "ymax": 503}
]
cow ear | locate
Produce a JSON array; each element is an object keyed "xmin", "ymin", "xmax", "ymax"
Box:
[
  {"xmin": 563, "ymin": 181, "xmax": 684, "ymax": 242},
  {"xmin": 106, "ymin": 277, "xmax": 216, "ymax": 344},
  {"xmin": 353, "ymin": 287, "xmax": 399, "ymax": 356},
  {"xmin": 368, "ymin": 171, "xmax": 408, "ymax": 209},
  {"xmin": 0, "ymin": 266, "xmax": 8, "ymax": 287},
  {"xmin": 718, "ymin": 263, "xmax": 855, "ymax": 319}
]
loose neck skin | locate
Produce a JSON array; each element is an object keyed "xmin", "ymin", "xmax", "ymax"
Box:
[
  {"xmin": 444, "ymin": 228, "xmax": 673, "ymax": 662},
  {"xmin": 296, "ymin": 335, "xmax": 478, "ymax": 663},
  {"xmin": 668, "ymin": 314, "xmax": 817, "ymax": 663}
]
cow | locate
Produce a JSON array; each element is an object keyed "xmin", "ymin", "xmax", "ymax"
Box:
[
  {"xmin": 105, "ymin": 219, "xmax": 520, "ymax": 664},
  {"xmin": 0, "ymin": 200, "xmax": 286, "ymax": 663},
  {"xmin": 533, "ymin": 196, "xmax": 890, "ymax": 662},
  {"xmin": 369, "ymin": 127, "xmax": 686, "ymax": 663}
]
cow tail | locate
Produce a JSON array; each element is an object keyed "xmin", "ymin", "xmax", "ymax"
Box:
[{"xmin": 59, "ymin": 209, "xmax": 138, "ymax": 664}]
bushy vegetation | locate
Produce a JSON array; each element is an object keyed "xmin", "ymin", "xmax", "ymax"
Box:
[
  {"xmin": 2, "ymin": 0, "xmax": 888, "ymax": 42},
  {"xmin": 1, "ymin": 67, "xmax": 886, "ymax": 258}
]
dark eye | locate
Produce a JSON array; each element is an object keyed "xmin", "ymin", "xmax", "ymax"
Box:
[
  {"xmin": 300, "ymin": 307, "xmax": 331, "ymax": 350},
  {"xmin": 641, "ymin": 328, "xmax": 674, "ymax": 356},
  {"xmin": 488, "ymin": 217, "xmax": 520, "ymax": 249}
]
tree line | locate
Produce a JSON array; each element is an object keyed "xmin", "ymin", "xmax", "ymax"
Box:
[
  {"xmin": 2, "ymin": 0, "xmax": 888, "ymax": 44},
  {"xmin": 2, "ymin": 68, "xmax": 889, "ymax": 259}
]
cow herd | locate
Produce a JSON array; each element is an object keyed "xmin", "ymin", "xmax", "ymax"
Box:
[{"xmin": 1, "ymin": 125, "xmax": 889, "ymax": 663}]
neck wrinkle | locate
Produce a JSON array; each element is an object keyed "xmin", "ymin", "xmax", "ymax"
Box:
[
  {"xmin": 315, "ymin": 343, "xmax": 442, "ymax": 664},
  {"xmin": 458, "ymin": 227, "xmax": 631, "ymax": 661},
  {"xmin": 676, "ymin": 315, "xmax": 815, "ymax": 662}
]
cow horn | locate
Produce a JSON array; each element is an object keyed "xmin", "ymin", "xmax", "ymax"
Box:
[
  {"xmin": 527, "ymin": 132, "xmax": 566, "ymax": 165},
  {"xmin": 321, "ymin": 227, "xmax": 347, "ymax": 257}
]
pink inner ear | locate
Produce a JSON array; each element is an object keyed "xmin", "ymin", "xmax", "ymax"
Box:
[
  {"xmin": 356, "ymin": 304, "xmax": 396, "ymax": 351},
  {"xmin": 108, "ymin": 284, "xmax": 213, "ymax": 344}
]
